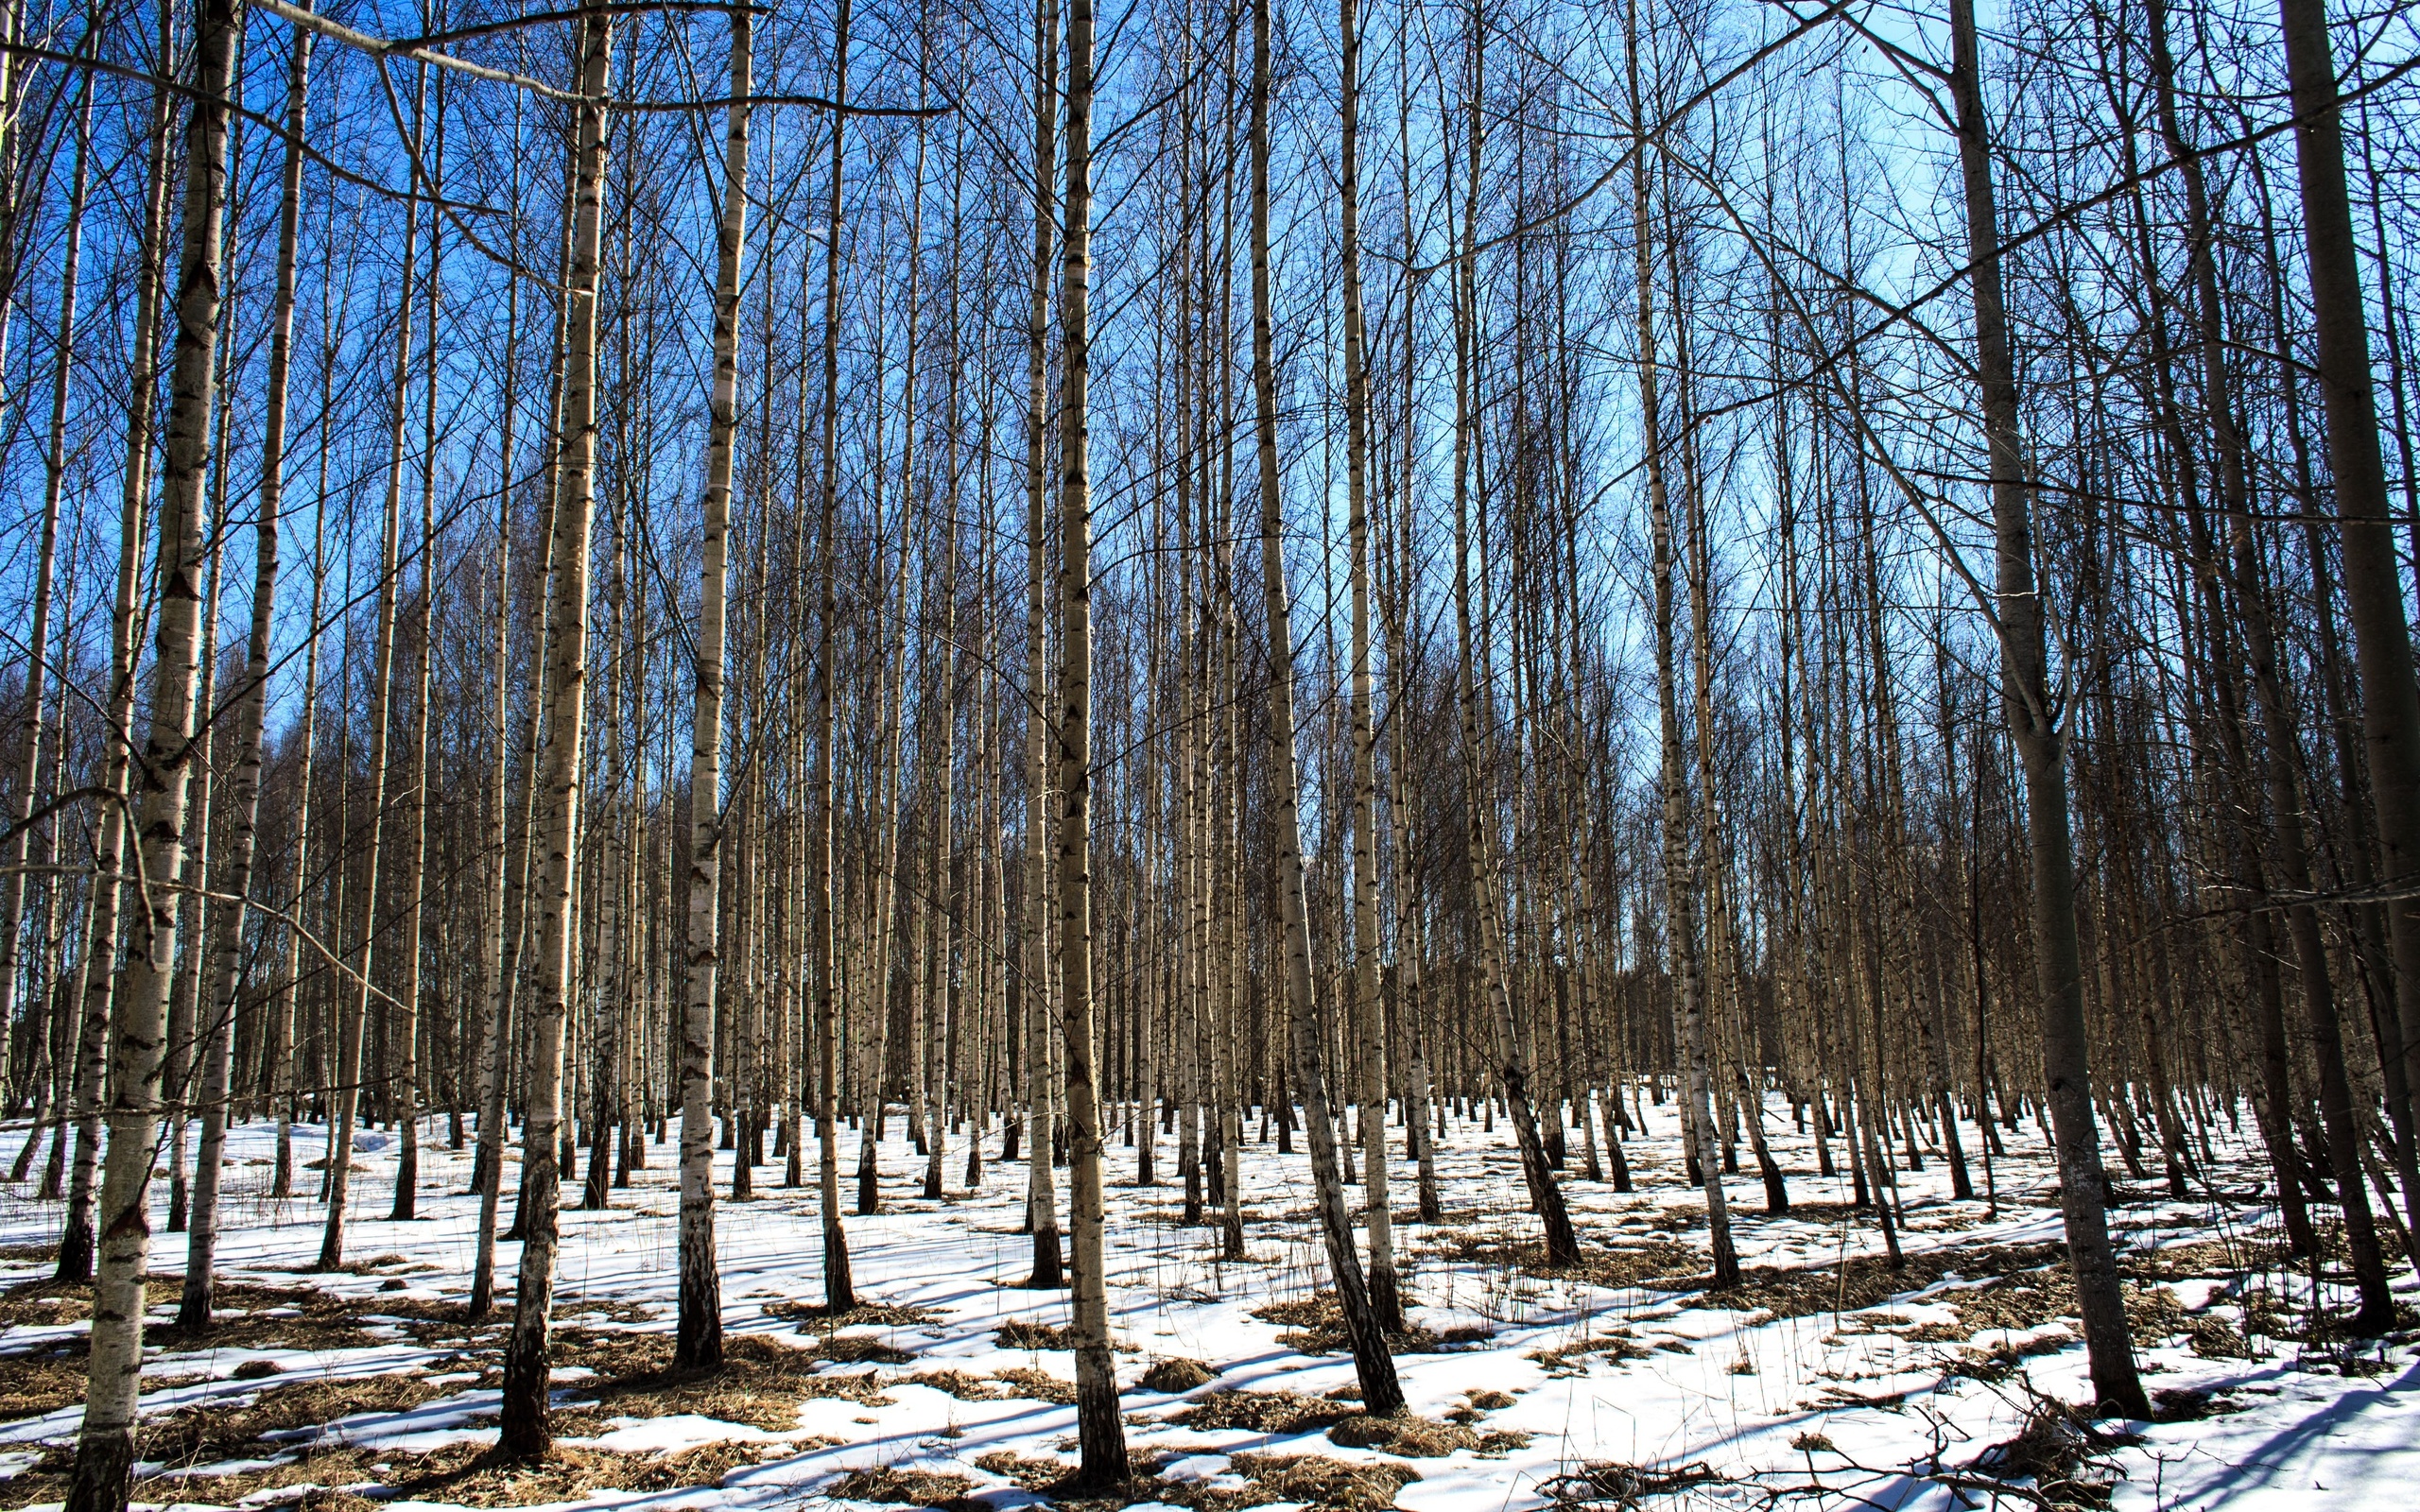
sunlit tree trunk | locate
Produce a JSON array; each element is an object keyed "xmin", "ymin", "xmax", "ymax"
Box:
[
  {"xmin": 497, "ymin": 13, "xmax": 616, "ymax": 1458},
  {"xmin": 66, "ymin": 1, "xmax": 239, "ymax": 1502}
]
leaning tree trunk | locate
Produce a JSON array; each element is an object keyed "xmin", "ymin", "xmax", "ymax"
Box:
[
  {"xmin": 66, "ymin": 2, "xmax": 238, "ymax": 1504},
  {"xmin": 1055, "ymin": 0, "xmax": 1128, "ymax": 1483},
  {"xmin": 676, "ymin": 7, "xmax": 750, "ymax": 1372},
  {"xmin": 1253, "ymin": 0, "xmax": 1407, "ymax": 1412},
  {"xmin": 1945, "ymin": 0, "xmax": 2147, "ymax": 1414},
  {"xmin": 497, "ymin": 13, "xmax": 615, "ymax": 1460}
]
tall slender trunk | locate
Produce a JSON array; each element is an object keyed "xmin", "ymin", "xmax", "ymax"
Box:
[
  {"xmin": 2276, "ymin": 0, "xmax": 2420, "ymax": 1255},
  {"xmin": 1055, "ymin": 0, "xmax": 1128, "ymax": 1478},
  {"xmin": 66, "ymin": 2, "xmax": 239, "ymax": 1503},
  {"xmin": 391, "ymin": 83, "xmax": 444, "ymax": 1221},
  {"xmin": 1946, "ymin": 0, "xmax": 2146, "ymax": 1411},
  {"xmin": 1253, "ymin": 0, "xmax": 1405, "ymax": 1410},
  {"xmin": 1021, "ymin": 0, "xmax": 1065, "ymax": 1288},
  {"xmin": 812, "ymin": 0, "xmax": 858, "ymax": 1315},
  {"xmin": 320, "ymin": 57, "xmax": 426, "ymax": 1271},
  {"xmin": 675, "ymin": 9, "xmax": 750, "ymax": 1370},
  {"xmin": 60, "ymin": 9, "xmax": 175, "ymax": 1286},
  {"xmin": 497, "ymin": 14, "xmax": 615, "ymax": 1458},
  {"xmin": 183, "ymin": 10, "xmax": 306, "ymax": 1327},
  {"xmin": 1455, "ymin": 3, "xmax": 1577, "ymax": 1268},
  {"xmin": 1339, "ymin": 0, "xmax": 1399, "ymax": 1335},
  {"xmin": 0, "ymin": 58, "xmax": 86, "ymax": 1138},
  {"xmin": 467, "ymin": 91, "xmax": 527, "ymax": 1321}
]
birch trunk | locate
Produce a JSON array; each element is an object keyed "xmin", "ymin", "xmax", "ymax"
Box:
[
  {"xmin": 66, "ymin": 1, "xmax": 238, "ymax": 1502},
  {"xmin": 60, "ymin": 22, "xmax": 174, "ymax": 1285},
  {"xmin": 320, "ymin": 62, "xmax": 425, "ymax": 1270},
  {"xmin": 1021, "ymin": 0, "xmax": 1064, "ymax": 1288},
  {"xmin": 811, "ymin": 0, "xmax": 858, "ymax": 1314},
  {"xmin": 676, "ymin": 8, "xmax": 749, "ymax": 1369},
  {"xmin": 497, "ymin": 13, "xmax": 615, "ymax": 1457},
  {"xmin": 1056, "ymin": 0, "xmax": 1128, "ymax": 1475},
  {"xmin": 1253, "ymin": 0, "xmax": 1405, "ymax": 1409},
  {"xmin": 1338, "ymin": 0, "xmax": 1399, "ymax": 1333},
  {"xmin": 183, "ymin": 9, "xmax": 306, "ymax": 1324}
]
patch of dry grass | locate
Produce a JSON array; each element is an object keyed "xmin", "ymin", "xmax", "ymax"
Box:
[
  {"xmin": 1325, "ymin": 1414, "xmax": 1528, "ymax": 1459},
  {"xmin": 550, "ymin": 1328, "xmax": 891, "ymax": 1429},
  {"xmin": 1138, "ymin": 1357, "xmax": 1218, "ymax": 1393},
  {"xmin": 1211, "ymin": 1452, "xmax": 1420, "ymax": 1509},
  {"xmin": 826, "ymin": 1465, "xmax": 976, "ymax": 1506},
  {"xmin": 1426, "ymin": 1234, "xmax": 1698, "ymax": 1289},
  {"xmin": 1170, "ymin": 1389, "xmax": 1356, "ymax": 1435},
  {"xmin": 899, "ymin": 1368, "xmax": 1001, "ymax": 1400},
  {"xmin": 1249, "ymin": 1293, "xmax": 1493, "ymax": 1356},
  {"xmin": 992, "ymin": 1366, "xmax": 1080, "ymax": 1404},
  {"xmin": 1528, "ymin": 1331, "xmax": 1653, "ymax": 1374},
  {"xmin": 969, "ymin": 1449, "xmax": 1422, "ymax": 1512},
  {"xmin": 995, "ymin": 1318, "xmax": 1075, "ymax": 1350},
  {"xmin": 1685, "ymin": 1242, "xmax": 2068, "ymax": 1323},
  {"xmin": 761, "ymin": 1297, "xmax": 938, "ymax": 1328}
]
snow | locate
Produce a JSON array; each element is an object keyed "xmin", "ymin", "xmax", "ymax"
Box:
[{"xmin": 2, "ymin": 1095, "xmax": 2415, "ymax": 1511}]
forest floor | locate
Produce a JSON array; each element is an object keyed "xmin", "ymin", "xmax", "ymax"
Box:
[{"xmin": 0, "ymin": 1098, "xmax": 2415, "ymax": 1511}]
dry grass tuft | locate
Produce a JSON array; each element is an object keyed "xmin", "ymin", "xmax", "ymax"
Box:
[
  {"xmin": 900, "ymin": 1368, "xmax": 1000, "ymax": 1400},
  {"xmin": 1965, "ymin": 1392, "xmax": 2139, "ymax": 1505},
  {"xmin": 1139, "ymin": 1357, "xmax": 1219, "ymax": 1393},
  {"xmin": 1213, "ymin": 1452, "xmax": 1420, "ymax": 1509},
  {"xmin": 1249, "ymin": 1293, "xmax": 1493, "ymax": 1356},
  {"xmin": 761, "ymin": 1297, "xmax": 938, "ymax": 1328},
  {"xmin": 2124, "ymin": 1283, "xmax": 2188, "ymax": 1341},
  {"xmin": 550, "ymin": 1327, "xmax": 891, "ymax": 1428},
  {"xmin": 995, "ymin": 1317, "xmax": 1075, "ymax": 1350},
  {"xmin": 185, "ymin": 1437, "xmax": 797, "ymax": 1511},
  {"xmin": 1170, "ymin": 1388, "xmax": 1355, "ymax": 1435},
  {"xmin": 1689, "ymin": 1243, "xmax": 2067, "ymax": 1322},
  {"xmin": 992, "ymin": 1366, "xmax": 1080, "ymax": 1404},
  {"xmin": 1324, "ymin": 1413, "xmax": 1528, "ymax": 1459},
  {"xmin": 1528, "ymin": 1331, "xmax": 1653, "ymax": 1375},
  {"xmin": 970, "ymin": 1449, "xmax": 1072, "ymax": 1487},
  {"xmin": 0, "ymin": 1351, "xmax": 93, "ymax": 1423},
  {"xmin": 817, "ymin": 1333, "xmax": 916, "ymax": 1366},
  {"xmin": 1426, "ymin": 1234, "xmax": 1697, "ymax": 1290},
  {"xmin": 826, "ymin": 1465, "xmax": 976, "ymax": 1506},
  {"xmin": 1942, "ymin": 1330, "xmax": 2076, "ymax": 1383}
]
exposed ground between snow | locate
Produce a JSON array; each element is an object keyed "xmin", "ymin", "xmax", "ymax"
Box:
[{"xmin": 2, "ymin": 1101, "xmax": 2414, "ymax": 1510}]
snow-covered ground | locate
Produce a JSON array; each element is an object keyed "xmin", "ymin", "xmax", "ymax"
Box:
[{"xmin": 1, "ymin": 1094, "xmax": 2413, "ymax": 1510}]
